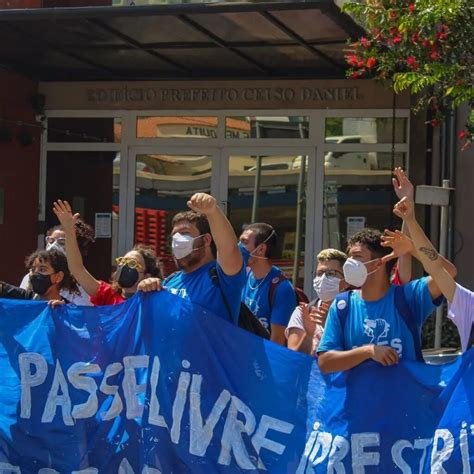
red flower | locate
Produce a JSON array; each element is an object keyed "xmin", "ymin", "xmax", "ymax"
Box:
[
  {"xmin": 436, "ymin": 32, "xmax": 448, "ymax": 40},
  {"xmin": 357, "ymin": 60, "xmax": 365, "ymax": 68},
  {"xmin": 360, "ymin": 37, "xmax": 370, "ymax": 48},
  {"xmin": 422, "ymin": 40, "xmax": 431, "ymax": 48},
  {"xmin": 389, "ymin": 11, "xmax": 397, "ymax": 19},
  {"xmin": 411, "ymin": 33, "xmax": 419, "ymax": 43},
  {"xmin": 393, "ymin": 36, "xmax": 402, "ymax": 44},
  {"xmin": 351, "ymin": 71, "xmax": 359, "ymax": 79},
  {"xmin": 406, "ymin": 56, "xmax": 418, "ymax": 70},
  {"xmin": 347, "ymin": 54, "xmax": 359, "ymax": 66},
  {"xmin": 366, "ymin": 57, "xmax": 377, "ymax": 69},
  {"xmin": 389, "ymin": 27, "xmax": 399, "ymax": 36},
  {"xmin": 408, "ymin": 3, "xmax": 415, "ymax": 12},
  {"xmin": 458, "ymin": 130, "xmax": 467, "ymax": 140},
  {"xmin": 431, "ymin": 119, "xmax": 440, "ymax": 127},
  {"xmin": 430, "ymin": 50, "xmax": 440, "ymax": 60}
]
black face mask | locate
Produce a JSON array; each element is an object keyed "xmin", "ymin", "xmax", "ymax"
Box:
[
  {"xmin": 30, "ymin": 272, "xmax": 54, "ymax": 296},
  {"xmin": 115, "ymin": 265, "xmax": 139, "ymax": 289}
]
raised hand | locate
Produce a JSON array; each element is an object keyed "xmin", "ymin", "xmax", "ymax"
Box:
[
  {"xmin": 312, "ymin": 301, "xmax": 330, "ymax": 327},
  {"xmin": 187, "ymin": 193, "xmax": 217, "ymax": 216},
  {"xmin": 137, "ymin": 277, "xmax": 162, "ymax": 292},
  {"xmin": 53, "ymin": 200, "xmax": 80, "ymax": 231},
  {"xmin": 301, "ymin": 303, "xmax": 317, "ymax": 336},
  {"xmin": 393, "ymin": 196, "xmax": 415, "ymax": 221},
  {"xmin": 381, "ymin": 228, "xmax": 415, "ymax": 263},
  {"xmin": 392, "ymin": 167, "xmax": 414, "ymax": 200}
]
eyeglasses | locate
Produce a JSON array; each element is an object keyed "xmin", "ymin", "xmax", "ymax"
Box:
[
  {"xmin": 45, "ymin": 236, "xmax": 66, "ymax": 246},
  {"xmin": 115, "ymin": 256, "xmax": 144, "ymax": 270},
  {"xmin": 313, "ymin": 269, "xmax": 344, "ymax": 279}
]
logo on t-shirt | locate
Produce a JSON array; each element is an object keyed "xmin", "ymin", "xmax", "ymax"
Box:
[{"xmin": 363, "ymin": 318, "xmax": 390, "ymax": 344}]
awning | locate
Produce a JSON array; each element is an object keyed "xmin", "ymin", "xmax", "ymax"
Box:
[{"xmin": 0, "ymin": 1, "xmax": 364, "ymax": 81}]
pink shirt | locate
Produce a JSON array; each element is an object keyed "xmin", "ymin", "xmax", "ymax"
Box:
[{"xmin": 448, "ymin": 283, "xmax": 474, "ymax": 352}]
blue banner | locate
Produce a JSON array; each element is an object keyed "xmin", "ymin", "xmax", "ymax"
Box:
[{"xmin": 0, "ymin": 293, "xmax": 472, "ymax": 473}]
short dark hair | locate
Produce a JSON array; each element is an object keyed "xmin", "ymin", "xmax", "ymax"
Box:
[
  {"xmin": 132, "ymin": 244, "xmax": 161, "ymax": 278},
  {"xmin": 347, "ymin": 228, "xmax": 396, "ymax": 277},
  {"xmin": 243, "ymin": 222, "xmax": 277, "ymax": 258},
  {"xmin": 25, "ymin": 249, "xmax": 79, "ymax": 295},
  {"xmin": 171, "ymin": 211, "xmax": 217, "ymax": 257}
]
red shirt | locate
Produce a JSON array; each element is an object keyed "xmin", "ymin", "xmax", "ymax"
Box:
[{"xmin": 90, "ymin": 281, "xmax": 125, "ymax": 306}]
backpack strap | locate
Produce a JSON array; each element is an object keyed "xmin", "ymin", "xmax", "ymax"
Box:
[
  {"xmin": 394, "ymin": 285, "xmax": 424, "ymax": 362},
  {"xmin": 209, "ymin": 266, "xmax": 235, "ymax": 324},
  {"xmin": 334, "ymin": 291, "xmax": 351, "ymax": 337},
  {"xmin": 268, "ymin": 273, "xmax": 290, "ymax": 309}
]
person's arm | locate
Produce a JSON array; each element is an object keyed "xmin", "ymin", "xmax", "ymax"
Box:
[
  {"xmin": 270, "ymin": 324, "xmax": 286, "ymax": 345},
  {"xmin": 393, "ymin": 197, "xmax": 457, "ymax": 302},
  {"xmin": 53, "ymin": 200, "xmax": 101, "ymax": 297},
  {"xmin": 187, "ymin": 193, "xmax": 242, "ymax": 276},
  {"xmin": 318, "ymin": 345, "xmax": 399, "ymax": 373},
  {"xmin": 0, "ymin": 281, "xmax": 35, "ymax": 300},
  {"xmin": 392, "ymin": 168, "xmax": 414, "ymax": 284},
  {"xmin": 396, "ymin": 221, "xmax": 413, "ymax": 284},
  {"xmin": 287, "ymin": 327, "xmax": 314, "ymax": 354}
]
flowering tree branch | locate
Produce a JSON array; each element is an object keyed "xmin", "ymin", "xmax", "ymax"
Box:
[{"xmin": 343, "ymin": 0, "xmax": 474, "ymax": 149}]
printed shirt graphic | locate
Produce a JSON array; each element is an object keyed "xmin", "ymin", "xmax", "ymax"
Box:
[
  {"xmin": 318, "ymin": 277, "xmax": 439, "ymax": 361},
  {"xmin": 164, "ymin": 260, "xmax": 245, "ymax": 325},
  {"xmin": 242, "ymin": 266, "xmax": 296, "ymax": 330},
  {"xmin": 448, "ymin": 283, "xmax": 474, "ymax": 352}
]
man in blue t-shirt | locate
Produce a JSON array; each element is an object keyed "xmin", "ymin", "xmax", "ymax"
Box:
[
  {"xmin": 318, "ymin": 228, "xmax": 456, "ymax": 373},
  {"xmin": 138, "ymin": 193, "xmax": 245, "ymax": 324},
  {"xmin": 239, "ymin": 223, "xmax": 296, "ymax": 345}
]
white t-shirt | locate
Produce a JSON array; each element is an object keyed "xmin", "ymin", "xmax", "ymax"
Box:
[
  {"xmin": 448, "ymin": 283, "xmax": 474, "ymax": 352},
  {"xmin": 285, "ymin": 300, "xmax": 324, "ymax": 357},
  {"xmin": 20, "ymin": 273, "xmax": 93, "ymax": 306}
]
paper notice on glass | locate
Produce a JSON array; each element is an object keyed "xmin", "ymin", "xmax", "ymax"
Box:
[
  {"xmin": 95, "ymin": 213, "xmax": 112, "ymax": 239},
  {"xmin": 346, "ymin": 216, "xmax": 366, "ymax": 240}
]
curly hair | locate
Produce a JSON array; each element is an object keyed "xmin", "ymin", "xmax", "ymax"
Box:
[
  {"xmin": 47, "ymin": 218, "xmax": 95, "ymax": 256},
  {"xmin": 25, "ymin": 249, "xmax": 79, "ymax": 295},
  {"xmin": 347, "ymin": 228, "xmax": 396, "ymax": 277}
]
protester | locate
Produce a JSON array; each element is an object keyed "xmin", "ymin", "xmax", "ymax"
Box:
[
  {"xmin": 393, "ymin": 195, "xmax": 474, "ymax": 352},
  {"xmin": 19, "ymin": 219, "xmax": 95, "ymax": 306},
  {"xmin": 286, "ymin": 248, "xmax": 347, "ymax": 356},
  {"xmin": 239, "ymin": 223, "xmax": 297, "ymax": 345},
  {"xmin": 138, "ymin": 193, "xmax": 245, "ymax": 324},
  {"xmin": 53, "ymin": 200, "xmax": 161, "ymax": 306},
  {"xmin": 0, "ymin": 249, "xmax": 78, "ymax": 304},
  {"xmin": 317, "ymin": 226, "xmax": 456, "ymax": 373}
]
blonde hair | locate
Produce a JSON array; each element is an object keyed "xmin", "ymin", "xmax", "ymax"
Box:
[{"xmin": 317, "ymin": 248, "xmax": 347, "ymax": 266}]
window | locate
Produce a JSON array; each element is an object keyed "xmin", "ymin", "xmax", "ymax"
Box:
[
  {"xmin": 226, "ymin": 116, "xmax": 309, "ymax": 139},
  {"xmin": 136, "ymin": 116, "xmax": 218, "ymax": 139}
]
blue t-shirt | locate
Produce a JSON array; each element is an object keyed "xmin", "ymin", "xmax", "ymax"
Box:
[
  {"xmin": 318, "ymin": 277, "xmax": 440, "ymax": 361},
  {"xmin": 242, "ymin": 266, "xmax": 296, "ymax": 331},
  {"xmin": 164, "ymin": 260, "xmax": 245, "ymax": 325}
]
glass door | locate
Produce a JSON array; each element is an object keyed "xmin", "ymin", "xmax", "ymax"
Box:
[
  {"xmin": 127, "ymin": 146, "xmax": 220, "ymax": 277},
  {"xmin": 222, "ymin": 147, "xmax": 318, "ymax": 296}
]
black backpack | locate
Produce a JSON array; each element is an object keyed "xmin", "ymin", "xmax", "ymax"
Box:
[{"xmin": 209, "ymin": 267, "xmax": 270, "ymax": 339}]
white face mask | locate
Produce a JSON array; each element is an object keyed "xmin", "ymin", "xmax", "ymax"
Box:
[
  {"xmin": 343, "ymin": 257, "xmax": 380, "ymax": 288},
  {"xmin": 312, "ymin": 274, "xmax": 341, "ymax": 302},
  {"xmin": 46, "ymin": 241, "xmax": 65, "ymax": 254},
  {"xmin": 172, "ymin": 233, "xmax": 205, "ymax": 260}
]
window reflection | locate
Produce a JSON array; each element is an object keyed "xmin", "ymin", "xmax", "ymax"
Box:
[
  {"xmin": 136, "ymin": 116, "xmax": 218, "ymax": 139},
  {"xmin": 228, "ymin": 154, "xmax": 308, "ymax": 287},
  {"xmin": 226, "ymin": 116, "xmax": 309, "ymax": 139},
  {"xmin": 325, "ymin": 118, "xmax": 407, "ymax": 144},
  {"xmin": 323, "ymin": 153, "xmax": 406, "ymax": 250}
]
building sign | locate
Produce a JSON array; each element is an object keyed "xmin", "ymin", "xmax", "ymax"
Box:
[{"xmin": 40, "ymin": 80, "xmax": 410, "ymax": 110}]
